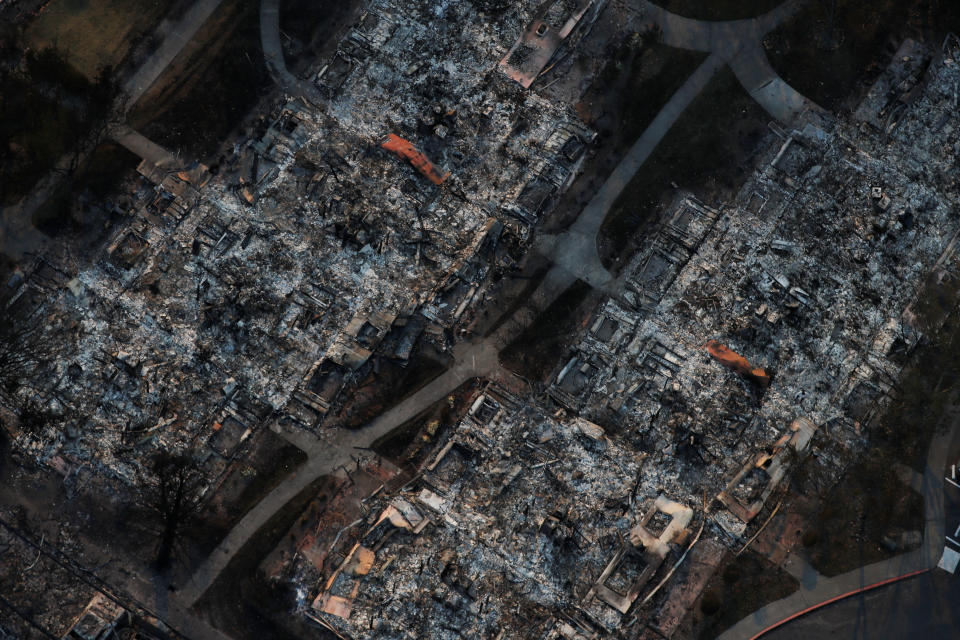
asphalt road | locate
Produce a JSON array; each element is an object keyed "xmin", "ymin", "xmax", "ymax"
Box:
[
  {"xmin": 764, "ymin": 569, "xmax": 960, "ymax": 640},
  {"xmin": 764, "ymin": 427, "xmax": 960, "ymax": 640}
]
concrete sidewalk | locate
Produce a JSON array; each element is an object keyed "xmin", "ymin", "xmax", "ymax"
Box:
[
  {"xmin": 719, "ymin": 419, "xmax": 958, "ymax": 640},
  {"xmin": 177, "ymin": 0, "xmax": 823, "ymax": 615},
  {"xmin": 123, "ymin": 0, "xmax": 226, "ymax": 109},
  {"xmin": 642, "ymin": 0, "xmax": 820, "ymax": 123},
  {"xmin": 260, "ymin": 0, "xmax": 324, "ymax": 105}
]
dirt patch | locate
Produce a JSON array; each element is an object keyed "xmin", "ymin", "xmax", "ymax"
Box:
[
  {"xmin": 24, "ymin": 0, "xmax": 174, "ymax": 80},
  {"xmin": 644, "ymin": 539, "xmax": 727, "ymax": 638},
  {"xmin": 598, "ymin": 66, "xmax": 769, "ymax": 269},
  {"xmin": 801, "ymin": 456, "xmax": 923, "ymax": 577},
  {"xmin": 278, "ymin": 0, "xmax": 366, "ymax": 73},
  {"xmin": 371, "ymin": 378, "xmax": 483, "ymax": 469},
  {"xmin": 29, "ymin": 141, "xmax": 141, "ymax": 238},
  {"xmin": 676, "ymin": 549, "xmax": 798, "ymax": 639},
  {"xmin": 652, "ymin": 0, "xmax": 785, "ymax": 22},
  {"xmin": 479, "ymin": 256, "xmax": 552, "ymax": 338},
  {"xmin": 775, "ymin": 275, "xmax": 960, "ymax": 578},
  {"xmin": 500, "ymin": 279, "xmax": 600, "ymax": 382},
  {"xmin": 765, "ymin": 0, "xmax": 960, "ymax": 113},
  {"xmin": 866, "ymin": 273, "xmax": 960, "ymax": 467},
  {"xmin": 261, "ymin": 460, "xmax": 398, "ymax": 582},
  {"xmin": 0, "ymin": 513, "xmax": 98, "ymax": 639},
  {"xmin": 326, "ymin": 345, "xmax": 449, "ymax": 430},
  {"xmin": 129, "ymin": 0, "xmax": 272, "ymax": 162},
  {"xmin": 0, "ymin": 46, "xmax": 115, "ymax": 207},
  {"xmin": 190, "ymin": 429, "xmax": 308, "ymax": 556}
]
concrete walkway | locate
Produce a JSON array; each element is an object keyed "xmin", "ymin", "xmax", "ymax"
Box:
[
  {"xmin": 719, "ymin": 418, "xmax": 960, "ymax": 640},
  {"xmin": 122, "ymin": 0, "xmax": 226, "ymax": 111},
  {"xmin": 177, "ymin": 273, "xmax": 570, "ymax": 609},
  {"xmin": 260, "ymin": 0, "xmax": 325, "ymax": 105},
  {"xmin": 644, "ymin": 0, "xmax": 805, "ymax": 54},
  {"xmin": 1, "ymin": 0, "xmax": 225, "ymax": 257},
  {"xmin": 643, "ymin": 0, "xmax": 821, "ymax": 123},
  {"xmin": 110, "ymin": 125, "xmax": 182, "ymax": 169},
  {"xmin": 177, "ymin": 340, "xmax": 501, "ymax": 606},
  {"xmin": 177, "ymin": 438, "xmax": 360, "ymax": 606},
  {"xmin": 537, "ymin": 0, "xmax": 820, "ymax": 288},
  {"xmin": 179, "ymin": 0, "xmax": 822, "ymax": 611},
  {"xmin": 534, "ymin": 52, "xmax": 726, "ymax": 291},
  {"xmin": 730, "ymin": 43, "xmax": 816, "ymax": 123}
]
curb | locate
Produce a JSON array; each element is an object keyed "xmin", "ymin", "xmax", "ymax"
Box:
[{"xmin": 748, "ymin": 568, "xmax": 931, "ymax": 640}]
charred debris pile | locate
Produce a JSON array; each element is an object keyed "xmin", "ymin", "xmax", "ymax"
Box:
[
  {"xmin": 2, "ymin": 0, "xmax": 597, "ymax": 495},
  {"xmin": 3, "ymin": 0, "xmax": 960, "ymax": 637},
  {"xmin": 294, "ymin": 37, "xmax": 960, "ymax": 640}
]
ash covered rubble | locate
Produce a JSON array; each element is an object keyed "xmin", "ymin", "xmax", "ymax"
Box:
[
  {"xmin": 1, "ymin": 1, "xmax": 596, "ymax": 507},
  {"xmin": 281, "ymin": 38, "xmax": 960, "ymax": 639},
  {"xmin": 297, "ymin": 382, "xmax": 701, "ymax": 639},
  {"xmin": 0, "ymin": 512, "xmax": 101, "ymax": 638},
  {"xmin": 0, "ymin": 514, "xmax": 168, "ymax": 639},
  {"xmin": 552, "ymin": 36, "xmax": 960, "ymax": 541}
]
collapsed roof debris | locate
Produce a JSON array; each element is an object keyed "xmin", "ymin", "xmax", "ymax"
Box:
[
  {"xmin": 271, "ymin": 37, "xmax": 960, "ymax": 639},
  {"xmin": 500, "ymin": 0, "xmax": 603, "ymax": 88},
  {"xmin": 1, "ymin": 0, "xmax": 595, "ymax": 524},
  {"xmin": 4, "ymin": 0, "xmax": 960, "ymax": 634},
  {"xmin": 296, "ymin": 382, "xmax": 700, "ymax": 637},
  {"xmin": 0, "ymin": 515, "xmax": 167, "ymax": 639}
]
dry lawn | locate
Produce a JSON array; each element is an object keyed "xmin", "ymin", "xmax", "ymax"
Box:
[{"xmin": 25, "ymin": 0, "xmax": 171, "ymax": 79}]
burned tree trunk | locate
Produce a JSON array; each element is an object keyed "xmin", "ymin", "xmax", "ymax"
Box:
[
  {"xmin": 149, "ymin": 451, "xmax": 202, "ymax": 570},
  {"xmin": 0, "ymin": 309, "xmax": 49, "ymax": 407}
]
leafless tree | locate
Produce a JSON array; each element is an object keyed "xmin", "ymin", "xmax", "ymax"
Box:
[
  {"xmin": 147, "ymin": 450, "xmax": 204, "ymax": 570},
  {"xmin": 0, "ymin": 309, "xmax": 50, "ymax": 409}
]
